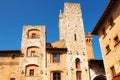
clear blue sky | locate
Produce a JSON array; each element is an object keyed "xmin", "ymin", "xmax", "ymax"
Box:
[{"xmin": 0, "ymin": 0, "xmax": 109, "ymax": 59}]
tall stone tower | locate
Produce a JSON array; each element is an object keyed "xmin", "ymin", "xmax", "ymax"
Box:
[
  {"xmin": 20, "ymin": 26, "xmax": 46, "ymax": 80},
  {"xmin": 59, "ymin": 2, "xmax": 90, "ymax": 80}
]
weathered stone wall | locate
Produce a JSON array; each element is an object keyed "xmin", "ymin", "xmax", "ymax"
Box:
[
  {"xmin": 21, "ymin": 25, "xmax": 46, "ymax": 80},
  {"xmin": 59, "ymin": 2, "xmax": 90, "ymax": 80},
  {"xmin": 0, "ymin": 51, "xmax": 20, "ymax": 80},
  {"xmin": 97, "ymin": 1, "xmax": 120, "ymax": 80}
]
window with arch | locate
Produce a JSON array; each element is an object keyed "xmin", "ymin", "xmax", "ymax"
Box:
[
  {"xmin": 75, "ymin": 58, "xmax": 80, "ymax": 69},
  {"xmin": 25, "ymin": 64, "xmax": 39, "ymax": 76},
  {"xmin": 27, "ymin": 46, "xmax": 39, "ymax": 57},
  {"xmin": 28, "ymin": 29, "xmax": 40, "ymax": 39}
]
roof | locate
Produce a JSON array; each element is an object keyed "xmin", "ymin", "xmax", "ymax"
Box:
[
  {"xmin": 46, "ymin": 39, "xmax": 67, "ymax": 51},
  {"xmin": 0, "ymin": 50, "xmax": 21, "ymax": 53},
  {"xmin": 92, "ymin": 0, "xmax": 118, "ymax": 35},
  {"xmin": 46, "ymin": 39, "xmax": 66, "ymax": 48},
  {"xmin": 0, "ymin": 50, "xmax": 21, "ymax": 57}
]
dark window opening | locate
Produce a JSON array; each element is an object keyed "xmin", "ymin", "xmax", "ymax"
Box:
[
  {"xmin": 102, "ymin": 28, "xmax": 107, "ymax": 38},
  {"xmin": 32, "ymin": 33, "xmax": 36, "ymax": 38},
  {"xmin": 53, "ymin": 72, "xmax": 61, "ymax": 80},
  {"xmin": 74, "ymin": 34, "xmax": 77, "ymax": 41},
  {"xmin": 53, "ymin": 54, "xmax": 60, "ymax": 63},
  {"xmin": 114, "ymin": 36, "xmax": 120, "ymax": 47},
  {"xmin": 31, "ymin": 51, "xmax": 35, "ymax": 57},
  {"xmin": 111, "ymin": 66, "xmax": 116, "ymax": 78},
  {"xmin": 12, "ymin": 54, "xmax": 16, "ymax": 59},
  {"xmin": 10, "ymin": 78, "xmax": 15, "ymax": 80},
  {"xmin": 109, "ymin": 17, "xmax": 115, "ymax": 27},
  {"xmin": 76, "ymin": 71, "xmax": 81, "ymax": 80},
  {"xmin": 29, "ymin": 69, "xmax": 34, "ymax": 76},
  {"xmin": 106, "ymin": 45, "xmax": 111, "ymax": 54},
  {"xmin": 75, "ymin": 58, "xmax": 80, "ymax": 69}
]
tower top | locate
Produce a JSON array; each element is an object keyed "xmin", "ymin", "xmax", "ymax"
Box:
[{"xmin": 64, "ymin": 2, "xmax": 81, "ymax": 15}]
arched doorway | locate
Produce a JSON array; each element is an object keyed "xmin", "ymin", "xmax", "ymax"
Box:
[
  {"xmin": 75, "ymin": 58, "xmax": 80, "ymax": 69},
  {"xmin": 93, "ymin": 75, "xmax": 106, "ymax": 80}
]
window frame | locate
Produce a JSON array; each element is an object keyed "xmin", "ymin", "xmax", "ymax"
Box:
[
  {"xmin": 53, "ymin": 72, "xmax": 61, "ymax": 80},
  {"xmin": 75, "ymin": 58, "xmax": 80, "ymax": 69},
  {"xmin": 110, "ymin": 66, "xmax": 116, "ymax": 78},
  {"xmin": 31, "ymin": 33, "xmax": 36, "ymax": 39},
  {"xmin": 31, "ymin": 51, "xmax": 35, "ymax": 57},
  {"xmin": 53, "ymin": 53, "xmax": 60, "ymax": 63},
  {"xmin": 29, "ymin": 69, "xmax": 34, "ymax": 76},
  {"xmin": 106, "ymin": 45, "xmax": 111, "ymax": 55},
  {"xmin": 76, "ymin": 71, "xmax": 81, "ymax": 80},
  {"xmin": 114, "ymin": 35, "xmax": 120, "ymax": 47}
]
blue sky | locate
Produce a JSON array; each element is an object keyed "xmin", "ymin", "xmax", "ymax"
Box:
[{"xmin": 0, "ymin": 0, "xmax": 109, "ymax": 59}]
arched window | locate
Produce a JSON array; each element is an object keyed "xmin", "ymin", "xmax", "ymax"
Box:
[
  {"xmin": 25, "ymin": 64, "xmax": 39, "ymax": 76},
  {"xmin": 27, "ymin": 46, "xmax": 39, "ymax": 57},
  {"xmin": 75, "ymin": 58, "xmax": 80, "ymax": 69},
  {"xmin": 28, "ymin": 29, "xmax": 40, "ymax": 39}
]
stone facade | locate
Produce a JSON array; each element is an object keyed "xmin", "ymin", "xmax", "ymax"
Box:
[
  {"xmin": 0, "ymin": 2, "xmax": 106, "ymax": 80},
  {"xmin": 92, "ymin": 0, "xmax": 120, "ymax": 80}
]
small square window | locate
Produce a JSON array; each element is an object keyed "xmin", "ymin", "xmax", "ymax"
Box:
[
  {"xmin": 31, "ymin": 51, "xmax": 35, "ymax": 57},
  {"xmin": 32, "ymin": 33, "xmax": 36, "ymax": 38}
]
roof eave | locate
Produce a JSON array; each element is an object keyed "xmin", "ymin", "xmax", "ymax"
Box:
[{"xmin": 92, "ymin": 0, "xmax": 117, "ymax": 35}]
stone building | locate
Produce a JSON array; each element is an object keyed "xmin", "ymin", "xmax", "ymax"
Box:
[
  {"xmin": 0, "ymin": 2, "xmax": 106, "ymax": 80},
  {"xmin": 92, "ymin": 0, "xmax": 120, "ymax": 80}
]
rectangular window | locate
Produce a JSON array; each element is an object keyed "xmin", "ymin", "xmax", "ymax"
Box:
[
  {"xmin": 114, "ymin": 36, "xmax": 120, "ymax": 47},
  {"xmin": 53, "ymin": 54, "xmax": 60, "ymax": 63},
  {"xmin": 32, "ymin": 33, "xmax": 36, "ymax": 38},
  {"xmin": 111, "ymin": 66, "xmax": 116, "ymax": 77},
  {"xmin": 76, "ymin": 71, "xmax": 81, "ymax": 80},
  {"xmin": 30, "ymin": 69, "xmax": 34, "ymax": 76},
  {"xmin": 53, "ymin": 72, "xmax": 61, "ymax": 80},
  {"xmin": 31, "ymin": 51, "xmax": 35, "ymax": 57},
  {"xmin": 106, "ymin": 45, "xmax": 111, "ymax": 54},
  {"xmin": 10, "ymin": 78, "xmax": 15, "ymax": 80}
]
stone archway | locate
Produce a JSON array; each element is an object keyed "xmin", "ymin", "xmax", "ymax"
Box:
[{"xmin": 93, "ymin": 75, "xmax": 106, "ymax": 80}]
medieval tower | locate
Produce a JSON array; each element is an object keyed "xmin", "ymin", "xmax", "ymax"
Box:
[
  {"xmin": 59, "ymin": 3, "xmax": 90, "ymax": 80},
  {"xmin": 0, "ymin": 2, "xmax": 102, "ymax": 80},
  {"xmin": 21, "ymin": 26, "xmax": 47, "ymax": 80}
]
